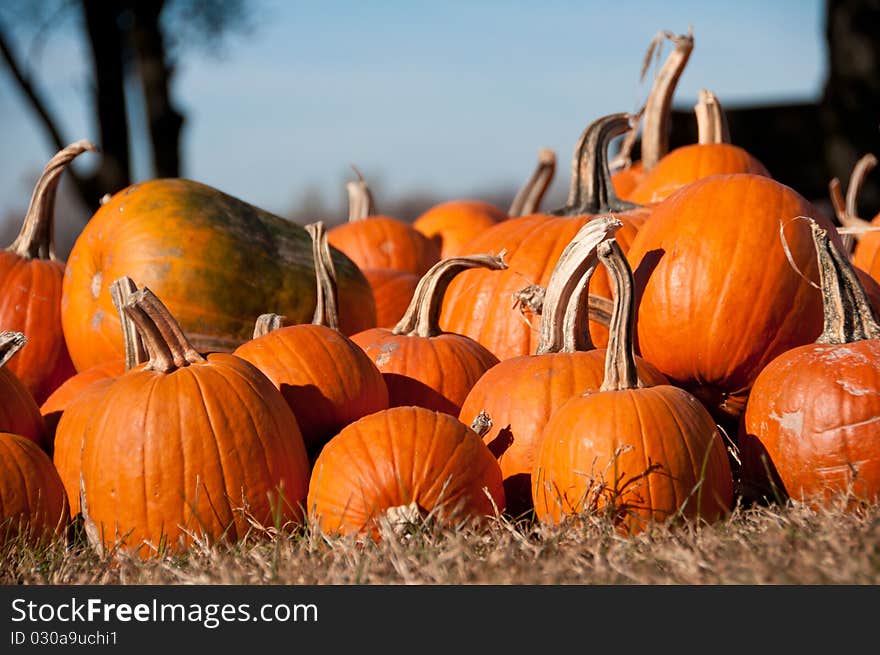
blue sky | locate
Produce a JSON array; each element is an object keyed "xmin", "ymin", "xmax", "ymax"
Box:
[{"xmin": 1, "ymin": 0, "xmax": 826, "ymax": 221}]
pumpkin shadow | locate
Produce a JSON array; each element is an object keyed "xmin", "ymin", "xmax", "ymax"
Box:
[
  {"xmin": 381, "ymin": 373, "xmax": 459, "ymax": 416},
  {"xmin": 278, "ymin": 382, "xmax": 340, "ymax": 455},
  {"xmin": 630, "ymin": 247, "xmax": 664, "ymax": 356}
]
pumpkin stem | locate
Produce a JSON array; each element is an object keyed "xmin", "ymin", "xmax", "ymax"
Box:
[
  {"xmin": 811, "ymin": 220, "xmax": 880, "ymax": 345},
  {"xmin": 9, "ymin": 140, "xmax": 97, "ymax": 260},
  {"xmin": 109, "ymin": 276, "xmax": 148, "ymax": 371},
  {"xmin": 554, "ymin": 113, "xmax": 641, "ymax": 217},
  {"xmin": 609, "ymin": 107, "xmax": 643, "ymax": 171},
  {"xmin": 509, "ymin": 148, "xmax": 557, "ymax": 217},
  {"xmin": 346, "ymin": 165, "xmax": 376, "ymax": 221},
  {"xmin": 830, "ymin": 155, "xmax": 877, "ymax": 245},
  {"xmin": 0, "ymin": 331, "xmax": 27, "ymax": 369},
  {"xmin": 253, "ymin": 313, "xmax": 287, "ymax": 339},
  {"xmin": 393, "ymin": 253, "xmax": 508, "ymax": 338},
  {"xmin": 535, "ymin": 217, "xmax": 622, "ymax": 354},
  {"xmin": 640, "ymin": 28, "xmax": 694, "ymax": 171},
  {"xmin": 695, "ymin": 89, "xmax": 729, "ymax": 145},
  {"xmin": 305, "ymin": 220, "xmax": 340, "ymax": 329},
  {"xmin": 122, "ymin": 288, "xmax": 206, "ymax": 374},
  {"xmin": 470, "ymin": 410, "xmax": 493, "ymax": 438},
  {"xmin": 597, "ymin": 239, "xmax": 641, "ymax": 392}
]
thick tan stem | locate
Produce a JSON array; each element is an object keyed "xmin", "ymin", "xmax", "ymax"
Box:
[
  {"xmin": 609, "ymin": 108, "xmax": 643, "ymax": 171},
  {"xmin": 535, "ymin": 217, "xmax": 622, "ymax": 354},
  {"xmin": 597, "ymin": 239, "xmax": 640, "ymax": 392},
  {"xmin": 640, "ymin": 28, "xmax": 694, "ymax": 171},
  {"xmin": 9, "ymin": 140, "xmax": 97, "ymax": 260},
  {"xmin": 811, "ymin": 220, "xmax": 880, "ymax": 345},
  {"xmin": 470, "ymin": 411, "xmax": 493, "ymax": 438},
  {"xmin": 306, "ymin": 221, "xmax": 339, "ymax": 329},
  {"xmin": 253, "ymin": 313, "xmax": 286, "ymax": 339},
  {"xmin": 122, "ymin": 288, "xmax": 205, "ymax": 374},
  {"xmin": 393, "ymin": 253, "xmax": 508, "ymax": 337},
  {"xmin": 0, "ymin": 331, "xmax": 27, "ymax": 369},
  {"xmin": 109, "ymin": 276, "xmax": 148, "ymax": 371},
  {"xmin": 509, "ymin": 148, "xmax": 556, "ymax": 217},
  {"xmin": 346, "ymin": 165, "xmax": 376, "ymax": 221},
  {"xmin": 695, "ymin": 89, "xmax": 729, "ymax": 145},
  {"xmin": 555, "ymin": 113, "xmax": 641, "ymax": 216},
  {"xmin": 829, "ymin": 156, "xmax": 877, "ymax": 247}
]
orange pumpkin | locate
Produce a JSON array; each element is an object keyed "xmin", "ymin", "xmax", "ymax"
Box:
[
  {"xmin": 628, "ymin": 89, "xmax": 770, "ymax": 204},
  {"xmin": 439, "ymin": 113, "xmax": 651, "ymax": 359},
  {"xmin": 626, "ymin": 174, "xmax": 842, "ymax": 419},
  {"xmin": 532, "ymin": 239, "xmax": 733, "ymax": 534},
  {"xmin": 78, "ymin": 288, "xmax": 311, "ymax": 557},
  {"xmin": 352, "ymin": 253, "xmax": 505, "ymax": 416},
  {"xmin": 413, "ymin": 200, "xmax": 508, "ymax": 260},
  {"xmin": 0, "ymin": 141, "xmax": 96, "ymax": 404},
  {"xmin": 459, "ymin": 218, "xmax": 667, "ymax": 516},
  {"xmin": 234, "ymin": 222, "xmax": 389, "ymax": 459},
  {"xmin": 307, "ymin": 406, "xmax": 505, "ymax": 539},
  {"xmin": 740, "ymin": 220, "xmax": 880, "ymax": 506},
  {"xmin": 362, "ymin": 268, "xmax": 421, "ymax": 329},
  {"xmin": 830, "ymin": 153, "xmax": 880, "ymax": 282},
  {"xmin": 0, "ymin": 332, "xmax": 47, "ymax": 450},
  {"xmin": 0, "ymin": 432, "xmax": 68, "ymax": 547}
]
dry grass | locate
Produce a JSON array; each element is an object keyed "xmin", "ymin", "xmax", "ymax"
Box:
[{"xmin": 3, "ymin": 497, "xmax": 880, "ymax": 585}]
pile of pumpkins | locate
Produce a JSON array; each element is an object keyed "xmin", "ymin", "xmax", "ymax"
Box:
[{"xmin": 2, "ymin": 29, "xmax": 879, "ymax": 559}]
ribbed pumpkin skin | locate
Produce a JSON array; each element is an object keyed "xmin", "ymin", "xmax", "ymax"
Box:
[
  {"xmin": 327, "ymin": 216, "xmax": 440, "ymax": 277},
  {"xmin": 51, "ymin": 376, "xmax": 115, "ymax": 516},
  {"xmin": 852, "ymin": 213, "xmax": 880, "ymax": 283},
  {"xmin": 413, "ymin": 200, "xmax": 508, "ymax": 259},
  {"xmin": 61, "ymin": 179, "xmax": 376, "ymax": 373},
  {"xmin": 234, "ymin": 324, "xmax": 389, "ymax": 455},
  {"xmin": 740, "ymin": 340, "xmax": 880, "ymax": 505},
  {"xmin": 628, "ymin": 144, "xmax": 771, "ymax": 205},
  {"xmin": 363, "ymin": 268, "xmax": 420, "ymax": 329},
  {"xmin": 533, "ymin": 386, "xmax": 733, "ymax": 533},
  {"xmin": 307, "ymin": 406, "xmax": 505, "ymax": 538},
  {"xmin": 79, "ymin": 353, "xmax": 311, "ymax": 557},
  {"xmin": 626, "ymin": 174, "xmax": 838, "ymax": 418},
  {"xmin": 459, "ymin": 351, "xmax": 668, "ymax": 516},
  {"xmin": 0, "ymin": 432, "xmax": 68, "ymax": 546},
  {"xmin": 0, "ymin": 367, "xmax": 46, "ymax": 450},
  {"xmin": 439, "ymin": 212, "xmax": 647, "ymax": 359},
  {"xmin": 0, "ymin": 255, "xmax": 75, "ymax": 404},
  {"xmin": 351, "ymin": 330, "xmax": 499, "ymax": 416},
  {"xmin": 40, "ymin": 359, "xmax": 124, "ymax": 446}
]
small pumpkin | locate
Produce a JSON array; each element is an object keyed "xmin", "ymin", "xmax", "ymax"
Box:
[
  {"xmin": 0, "ymin": 332, "xmax": 47, "ymax": 450},
  {"xmin": 307, "ymin": 406, "xmax": 505, "ymax": 539},
  {"xmin": 0, "ymin": 432, "xmax": 68, "ymax": 548},
  {"xmin": 740, "ymin": 219, "xmax": 880, "ymax": 507},
  {"xmin": 532, "ymin": 239, "xmax": 733, "ymax": 534},
  {"xmin": 79, "ymin": 287, "xmax": 311, "ymax": 557},
  {"xmin": 0, "ymin": 141, "xmax": 96, "ymax": 403},
  {"xmin": 234, "ymin": 222, "xmax": 389, "ymax": 460},
  {"xmin": 352, "ymin": 252, "xmax": 505, "ymax": 416},
  {"xmin": 362, "ymin": 268, "xmax": 421, "ymax": 329}
]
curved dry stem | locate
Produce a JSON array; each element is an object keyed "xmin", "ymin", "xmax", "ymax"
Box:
[
  {"xmin": 509, "ymin": 148, "xmax": 556, "ymax": 217},
  {"xmin": 535, "ymin": 217, "xmax": 622, "ymax": 354},
  {"xmin": 306, "ymin": 221, "xmax": 339, "ymax": 329},
  {"xmin": 609, "ymin": 107, "xmax": 643, "ymax": 171},
  {"xmin": 393, "ymin": 253, "xmax": 508, "ymax": 338},
  {"xmin": 109, "ymin": 276, "xmax": 148, "ymax": 371},
  {"xmin": 122, "ymin": 288, "xmax": 205, "ymax": 374},
  {"xmin": 640, "ymin": 28, "xmax": 694, "ymax": 171},
  {"xmin": 470, "ymin": 410, "xmax": 493, "ymax": 438},
  {"xmin": 597, "ymin": 239, "xmax": 640, "ymax": 392},
  {"xmin": 554, "ymin": 113, "xmax": 641, "ymax": 217},
  {"xmin": 253, "ymin": 313, "xmax": 286, "ymax": 339},
  {"xmin": 0, "ymin": 331, "xmax": 27, "ymax": 369},
  {"xmin": 695, "ymin": 89, "xmax": 729, "ymax": 145},
  {"xmin": 810, "ymin": 220, "xmax": 880, "ymax": 345},
  {"xmin": 346, "ymin": 165, "xmax": 376, "ymax": 221},
  {"xmin": 9, "ymin": 139, "xmax": 97, "ymax": 260}
]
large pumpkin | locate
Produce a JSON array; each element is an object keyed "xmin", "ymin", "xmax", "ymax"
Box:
[
  {"xmin": 459, "ymin": 218, "xmax": 666, "ymax": 516},
  {"xmin": 0, "ymin": 332, "xmax": 47, "ymax": 450},
  {"xmin": 0, "ymin": 141, "xmax": 96, "ymax": 403},
  {"xmin": 307, "ymin": 406, "xmax": 505, "ymax": 539},
  {"xmin": 234, "ymin": 222, "xmax": 389, "ymax": 460},
  {"xmin": 0, "ymin": 432, "xmax": 68, "ymax": 547},
  {"xmin": 78, "ymin": 287, "xmax": 311, "ymax": 557},
  {"xmin": 439, "ymin": 113, "xmax": 651, "ymax": 359},
  {"xmin": 532, "ymin": 239, "xmax": 733, "ymax": 534},
  {"xmin": 61, "ymin": 178, "xmax": 376, "ymax": 373},
  {"xmin": 740, "ymin": 220, "xmax": 880, "ymax": 506},
  {"xmin": 626, "ymin": 174, "xmax": 841, "ymax": 419}
]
